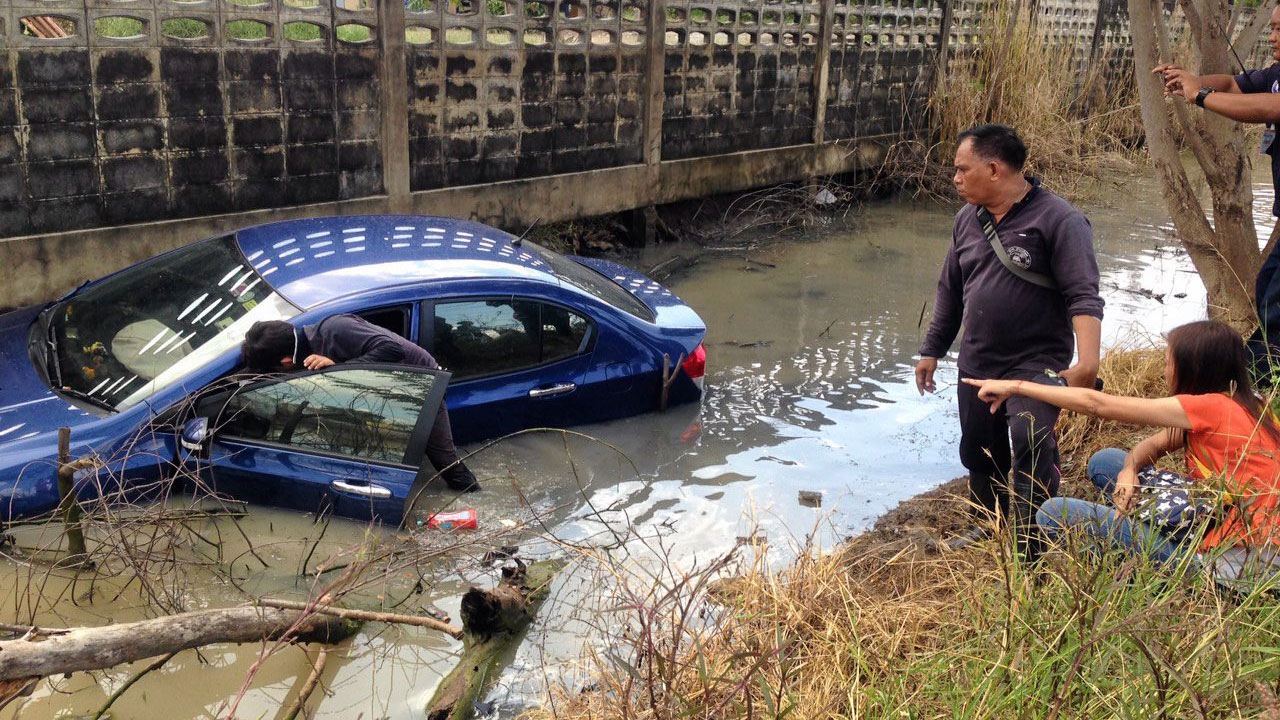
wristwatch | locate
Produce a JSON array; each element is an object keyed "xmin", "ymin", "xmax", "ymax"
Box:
[{"xmin": 1195, "ymin": 86, "xmax": 1216, "ymax": 107}]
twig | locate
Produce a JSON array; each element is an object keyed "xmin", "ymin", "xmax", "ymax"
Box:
[
  {"xmin": 91, "ymin": 651, "xmax": 178, "ymax": 720},
  {"xmin": 254, "ymin": 598, "xmax": 463, "ymax": 639},
  {"xmin": 280, "ymin": 648, "xmax": 329, "ymax": 720},
  {"xmin": 659, "ymin": 352, "xmax": 686, "ymax": 411}
]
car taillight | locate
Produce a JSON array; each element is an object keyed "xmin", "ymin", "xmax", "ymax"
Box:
[{"xmin": 681, "ymin": 343, "xmax": 706, "ymax": 389}]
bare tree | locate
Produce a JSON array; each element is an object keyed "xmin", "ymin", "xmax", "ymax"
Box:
[{"xmin": 1130, "ymin": 0, "xmax": 1271, "ymax": 324}]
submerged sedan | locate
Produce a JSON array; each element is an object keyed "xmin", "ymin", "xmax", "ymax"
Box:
[{"xmin": 0, "ymin": 215, "xmax": 706, "ymax": 522}]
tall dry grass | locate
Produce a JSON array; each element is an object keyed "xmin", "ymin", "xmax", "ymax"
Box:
[
  {"xmin": 523, "ymin": 344, "xmax": 1280, "ymax": 720},
  {"xmin": 925, "ymin": 0, "xmax": 1142, "ymax": 198},
  {"xmin": 525, "ymin": 527, "xmax": 1280, "ymax": 719}
]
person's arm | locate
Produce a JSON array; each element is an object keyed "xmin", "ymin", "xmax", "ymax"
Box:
[
  {"xmin": 960, "ymin": 378, "xmax": 1192, "ymax": 429},
  {"xmin": 1159, "ymin": 65, "xmax": 1280, "ymax": 123},
  {"xmin": 1059, "ymin": 315, "xmax": 1101, "ymax": 389},
  {"xmin": 1113, "ymin": 428, "xmax": 1185, "ymax": 513},
  {"xmin": 348, "ymin": 336, "xmax": 410, "ymax": 364},
  {"xmin": 1153, "ymin": 64, "xmax": 1242, "ymax": 94},
  {"xmin": 916, "ymin": 230, "xmax": 964, "ymax": 395}
]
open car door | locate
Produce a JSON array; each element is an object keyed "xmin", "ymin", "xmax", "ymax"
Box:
[{"xmin": 182, "ymin": 364, "xmax": 449, "ymax": 522}]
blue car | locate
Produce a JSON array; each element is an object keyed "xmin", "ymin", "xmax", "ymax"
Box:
[{"xmin": 0, "ymin": 215, "xmax": 706, "ymax": 523}]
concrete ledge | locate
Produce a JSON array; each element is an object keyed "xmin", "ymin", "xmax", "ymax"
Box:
[{"xmin": 0, "ymin": 136, "xmax": 892, "ymax": 309}]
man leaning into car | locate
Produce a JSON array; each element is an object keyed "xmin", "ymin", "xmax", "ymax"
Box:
[{"xmin": 241, "ymin": 314, "xmax": 480, "ymax": 492}]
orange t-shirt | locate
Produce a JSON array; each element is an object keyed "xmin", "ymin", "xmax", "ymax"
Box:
[{"xmin": 1177, "ymin": 393, "xmax": 1280, "ymax": 551}]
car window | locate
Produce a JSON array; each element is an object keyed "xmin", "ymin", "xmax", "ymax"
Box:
[
  {"xmin": 531, "ymin": 245, "xmax": 654, "ymax": 321},
  {"xmin": 540, "ymin": 304, "xmax": 591, "ymax": 363},
  {"xmin": 215, "ymin": 367, "xmax": 445, "ymax": 465},
  {"xmin": 432, "ymin": 299, "xmax": 591, "ymax": 379},
  {"xmin": 47, "ymin": 234, "xmax": 298, "ymax": 410}
]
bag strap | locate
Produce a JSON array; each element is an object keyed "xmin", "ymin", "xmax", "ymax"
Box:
[{"xmin": 975, "ymin": 207, "xmax": 1057, "ymax": 290}]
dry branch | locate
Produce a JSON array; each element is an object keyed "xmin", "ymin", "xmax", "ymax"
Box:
[
  {"xmin": 257, "ymin": 598, "xmax": 463, "ymax": 639},
  {"xmin": 0, "ymin": 604, "xmax": 360, "ymax": 682}
]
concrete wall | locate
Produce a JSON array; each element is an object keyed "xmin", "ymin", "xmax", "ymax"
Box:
[{"xmin": 0, "ymin": 0, "xmax": 1198, "ymax": 307}]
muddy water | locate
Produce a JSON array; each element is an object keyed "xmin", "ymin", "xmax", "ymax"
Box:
[{"xmin": 2, "ymin": 172, "xmax": 1268, "ymax": 719}]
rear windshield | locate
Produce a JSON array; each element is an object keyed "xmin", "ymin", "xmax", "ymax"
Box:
[
  {"xmin": 533, "ymin": 245, "xmax": 654, "ymax": 321},
  {"xmin": 47, "ymin": 235, "xmax": 298, "ymax": 410}
]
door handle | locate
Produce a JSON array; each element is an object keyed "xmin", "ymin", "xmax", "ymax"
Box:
[
  {"xmin": 331, "ymin": 480, "xmax": 392, "ymax": 499},
  {"xmin": 528, "ymin": 382, "xmax": 576, "ymax": 398}
]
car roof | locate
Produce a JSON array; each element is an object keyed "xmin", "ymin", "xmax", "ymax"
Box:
[{"xmin": 234, "ymin": 215, "xmax": 560, "ymax": 310}]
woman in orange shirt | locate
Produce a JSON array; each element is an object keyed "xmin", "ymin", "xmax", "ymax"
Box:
[{"xmin": 964, "ymin": 320, "xmax": 1280, "ymax": 579}]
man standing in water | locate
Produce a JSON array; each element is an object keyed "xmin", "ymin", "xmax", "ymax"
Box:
[
  {"xmin": 915, "ymin": 124, "xmax": 1104, "ymax": 555},
  {"xmin": 1155, "ymin": 5, "xmax": 1280, "ymax": 375}
]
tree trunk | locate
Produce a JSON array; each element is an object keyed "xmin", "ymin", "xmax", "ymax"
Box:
[
  {"xmin": 0, "ymin": 604, "xmax": 360, "ymax": 682},
  {"xmin": 426, "ymin": 559, "xmax": 562, "ymax": 720},
  {"xmin": 1130, "ymin": 0, "xmax": 1262, "ymax": 326}
]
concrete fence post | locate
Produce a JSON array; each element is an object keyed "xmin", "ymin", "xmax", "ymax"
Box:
[
  {"xmin": 812, "ymin": 0, "xmax": 836, "ymax": 145},
  {"xmin": 379, "ymin": 0, "xmax": 411, "ymax": 208},
  {"xmin": 643, "ymin": 0, "xmax": 667, "ymax": 173},
  {"xmin": 936, "ymin": 0, "xmax": 957, "ymax": 96}
]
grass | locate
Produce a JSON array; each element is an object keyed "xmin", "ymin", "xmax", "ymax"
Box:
[
  {"xmin": 521, "ymin": 341, "xmax": 1280, "ymax": 720},
  {"xmin": 523, "ymin": 525, "xmax": 1280, "ymax": 719},
  {"xmin": 927, "ymin": 0, "xmax": 1142, "ymax": 198},
  {"xmin": 94, "ymin": 15, "xmax": 373, "ymax": 42}
]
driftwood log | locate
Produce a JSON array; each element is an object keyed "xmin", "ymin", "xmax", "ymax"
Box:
[
  {"xmin": 427, "ymin": 559, "xmax": 562, "ymax": 720},
  {"xmin": 0, "ymin": 604, "xmax": 360, "ymax": 686}
]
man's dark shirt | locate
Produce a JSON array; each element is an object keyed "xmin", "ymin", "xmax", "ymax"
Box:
[
  {"xmin": 1235, "ymin": 64, "xmax": 1280, "ymax": 216},
  {"xmin": 919, "ymin": 180, "xmax": 1105, "ymax": 378},
  {"xmin": 1235, "ymin": 65, "xmax": 1280, "ymax": 354},
  {"xmin": 298, "ymin": 314, "xmax": 438, "ymax": 369}
]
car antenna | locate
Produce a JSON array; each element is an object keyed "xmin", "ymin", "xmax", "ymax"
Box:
[{"xmin": 511, "ymin": 217, "xmax": 541, "ymax": 247}]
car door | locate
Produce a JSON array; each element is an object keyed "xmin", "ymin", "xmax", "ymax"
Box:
[
  {"xmin": 190, "ymin": 364, "xmax": 449, "ymax": 522},
  {"xmin": 422, "ymin": 297, "xmax": 596, "ymax": 443}
]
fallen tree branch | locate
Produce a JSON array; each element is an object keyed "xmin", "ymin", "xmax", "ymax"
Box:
[
  {"xmin": 0, "ymin": 605, "xmax": 359, "ymax": 682},
  {"xmin": 427, "ymin": 559, "xmax": 563, "ymax": 720},
  {"xmin": 281, "ymin": 647, "xmax": 330, "ymax": 720},
  {"xmin": 256, "ymin": 598, "xmax": 463, "ymax": 639}
]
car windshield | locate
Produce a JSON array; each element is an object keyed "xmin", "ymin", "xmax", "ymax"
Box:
[{"xmin": 47, "ymin": 235, "xmax": 299, "ymax": 411}]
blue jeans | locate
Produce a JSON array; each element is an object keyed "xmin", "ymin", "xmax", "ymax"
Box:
[
  {"xmin": 1036, "ymin": 448, "xmax": 1192, "ymax": 565},
  {"xmin": 1041, "ymin": 448, "xmax": 1280, "ymax": 584}
]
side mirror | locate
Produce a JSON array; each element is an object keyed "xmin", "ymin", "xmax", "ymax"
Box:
[{"xmin": 180, "ymin": 417, "xmax": 208, "ymax": 451}]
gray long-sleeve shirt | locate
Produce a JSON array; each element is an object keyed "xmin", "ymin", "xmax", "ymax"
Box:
[
  {"xmin": 919, "ymin": 182, "xmax": 1104, "ymax": 378},
  {"xmin": 301, "ymin": 314, "xmax": 439, "ymax": 369}
]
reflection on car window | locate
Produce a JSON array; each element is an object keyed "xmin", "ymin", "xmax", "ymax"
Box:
[
  {"xmin": 217, "ymin": 368, "xmax": 440, "ymax": 464},
  {"xmin": 531, "ymin": 244, "xmax": 653, "ymax": 321},
  {"xmin": 433, "ymin": 299, "xmax": 590, "ymax": 379},
  {"xmin": 49, "ymin": 235, "xmax": 298, "ymax": 410},
  {"xmin": 540, "ymin": 304, "xmax": 591, "ymax": 363}
]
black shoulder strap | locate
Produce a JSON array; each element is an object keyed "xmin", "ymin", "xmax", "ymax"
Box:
[{"xmin": 975, "ymin": 207, "xmax": 1057, "ymax": 290}]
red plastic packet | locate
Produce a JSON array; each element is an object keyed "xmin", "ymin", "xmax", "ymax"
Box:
[{"xmin": 426, "ymin": 508, "xmax": 478, "ymax": 530}]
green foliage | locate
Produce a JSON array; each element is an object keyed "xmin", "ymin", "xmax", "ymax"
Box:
[
  {"xmin": 335, "ymin": 24, "xmax": 372, "ymax": 42},
  {"xmin": 284, "ymin": 21, "xmax": 322, "ymax": 41},
  {"xmin": 226, "ymin": 19, "xmax": 268, "ymax": 39},
  {"xmin": 94, "ymin": 16, "xmax": 144, "ymax": 38},
  {"xmin": 161, "ymin": 18, "xmax": 207, "ymax": 38},
  {"xmin": 406, "ymin": 0, "xmax": 434, "ymax": 10},
  {"xmin": 527, "ymin": 1, "xmax": 549, "ymax": 17}
]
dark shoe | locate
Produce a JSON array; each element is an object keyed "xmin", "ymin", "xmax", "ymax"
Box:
[
  {"xmin": 946, "ymin": 525, "xmax": 994, "ymax": 551},
  {"xmin": 442, "ymin": 463, "xmax": 481, "ymax": 493}
]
